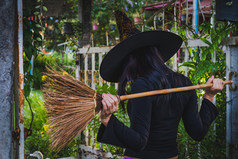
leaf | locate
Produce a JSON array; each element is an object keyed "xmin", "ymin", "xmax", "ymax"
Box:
[
  {"xmin": 218, "ymin": 37, "xmax": 222, "ymax": 44},
  {"xmin": 24, "ymin": 84, "xmax": 31, "ymax": 97},
  {"xmin": 27, "ymin": 64, "xmax": 32, "ymax": 72},
  {"xmin": 34, "ymin": 11, "xmax": 40, "ymax": 15},
  {"xmin": 35, "ymin": 5, "xmax": 40, "ymax": 9},
  {"xmin": 217, "ymin": 47, "xmax": 223, "ymax": 53},
  {"xmin": 36, "ymin": 24, "xmax": 41, "ymax": 28},
  {"xmin": 201, "ymin": 52, "xmax": 207, "ymax": 60},
  {"xmin": 43, "ymin": 6, "xmax": 48, "ymax": 12},
  {"xmin": 179, "ymin": 61, "xmax": 196, "ymax": 69},
  {"xmin": 36, "ymin": 37, "xmax": 42, "ymax": 41},
  {"xmin": 213, "ymin": 44, "xmax": 217, "ymax": 52},
  {"xmin": 202, "ymin": 39, "xmax": 212, "ymax": 46}
]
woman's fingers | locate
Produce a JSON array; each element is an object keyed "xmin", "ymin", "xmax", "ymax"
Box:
[
  {"xmin": 100, "ymin": 98, "xmax": 112, "ymax": 126},
  {"xmin": 205, "ymin": 76, "xmax": 224, "ymax": 98},
  {"xmin": 101, "ymin": 99, "xmax": 109, "ymax": 115},
  {"xmin": 102, "ymin": 93, "xmax": 119, "ymax": 114},
  {"xmin": 107, "ymin": 94, "xmax": 119, "ymax": 106},
  {"xmin": 104, "ymin": 95, "xmax": 114, "ymax": 106},
  {"xmin": 206, "ymin": 75, "xmax": 214, "ymax": 84},
  {"xmin": 103, "ymin": 95, "xmax": 113, "ymax": 114},
  {"xmin": 212, "ymin": 79, "xmax": 224, "ymax": 91},
  {"xmin": 108, "ymin": 94, "xmax": 119, "ymax": 112}
]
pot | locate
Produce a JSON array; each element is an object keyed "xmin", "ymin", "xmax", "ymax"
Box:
[
  {"xmin": 93, "ymin": 24, "xmax": 99, "ymax": 30},
  {"xmin": 134, "ymin": 17, "xmax": 141, "ymax": 24}
]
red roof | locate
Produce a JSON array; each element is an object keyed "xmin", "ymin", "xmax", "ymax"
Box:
[
  {"xmin": 143, "ymin": 0, "xmax": 212, "ymax": 15},
  {"xmin": 143, "ymin": 0, "xmax": 193, "ymax": 10}
]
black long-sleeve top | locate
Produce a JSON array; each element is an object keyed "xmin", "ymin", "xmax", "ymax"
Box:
[{"xmin": 97, "ymin": 75, "xmax": 219, "ymax": 159}]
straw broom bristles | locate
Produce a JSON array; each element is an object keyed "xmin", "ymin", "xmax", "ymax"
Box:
[{"xmin": 43, "ymin": 67, "xmax": 102, "ymax": 151}]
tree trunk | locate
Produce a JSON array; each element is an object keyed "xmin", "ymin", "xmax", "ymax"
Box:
[
  {"xmin": 77, "ymin": 0, "xmax": 92, "ymax": 151},
  {"xmin": 78, "ymin": 0, "xmax": 92, "ymax": 48},
  {"xmin": 82, "ymin": 0, "xmax": 92, "ymax": 47}
]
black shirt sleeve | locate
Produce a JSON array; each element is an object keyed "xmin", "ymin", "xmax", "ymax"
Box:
[
  {"xmin": 182, "ymin": 88, "xmax": 219, "ymax": 141},
  {"xmin": 97, "ymin": 78, "xmax": 153, "ymax": 152}
]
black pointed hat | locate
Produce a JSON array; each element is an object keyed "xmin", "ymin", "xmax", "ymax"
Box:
[
  {"xmin": 115, "ymin": 10, "xmax": 140, "ymax": 41},
  {"xmin": 100, "ymin": 11, "xmax": 183, "ymax": 82}
]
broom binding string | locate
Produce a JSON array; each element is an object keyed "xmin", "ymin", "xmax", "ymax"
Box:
[{"xmin": 93, "ymin": 91, "xmax": 97, "ymax": 115}]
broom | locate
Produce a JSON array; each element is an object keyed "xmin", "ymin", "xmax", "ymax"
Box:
[{"xmin": 43, "ymin": 67, "xmax": 232, "ymax": 151}]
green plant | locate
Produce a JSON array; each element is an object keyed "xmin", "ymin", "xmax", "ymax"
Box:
[
  {"xmin": 63, "ymin": 20, "xmax": 83, "ymax": 52},
  {"xmin": 24, "ymin": 89, "xmax": 77, "ymax": 158},
  {"xmin": 28, "ymin": 51, "xmax": 75, "ymax": 89},
  {"xmin": 90, "ymin": 0, "xmax": 148, "ymax": 46},
  {"xmin": 23, "ymin": 0, "xmax": 44, "ymax": 96},
  {"xmin": 176, "ymin": 21, "xmax": 238, "ymax": 158}
]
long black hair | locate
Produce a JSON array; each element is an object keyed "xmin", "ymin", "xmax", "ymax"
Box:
[{"xmin": 118, "ymin": 46, "xmax": 185, "ymax": 109}]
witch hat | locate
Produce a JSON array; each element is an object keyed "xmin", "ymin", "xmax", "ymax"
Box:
[{"xmin": 100, "ymin": 11, "xmax": 183, "ymax": 82}]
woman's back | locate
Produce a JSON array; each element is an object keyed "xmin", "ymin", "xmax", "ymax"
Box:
[{"xmin": 125, "ymin": 73, "xmax": 192, "ymax": 158}]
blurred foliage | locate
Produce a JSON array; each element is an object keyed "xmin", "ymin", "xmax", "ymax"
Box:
[
  {"xmin": 176, "ymin": 21, "xmax": 238, "ymax": 158},
  {"xmin": 23, "ymin": 0, "xmax": 238, "ymax": 158},
  {"xmin": 31, "ymin": 54, "xmax": 56, "ymax": 89},
  {"xmin": 63, "ymin": 20, "xmax": 83, "ymax": 52},
  {"xmin": 177, "ymin": 53, "xmax": 227, "ymax": 159},
  {"xmin": 23, "ymin": 0, "xmax": 76, "ymax": 95},
  {"xmin": 180, "ymin": 21, "xmax": 237, "ymax": 85},
  {"xmin": 24, "ymin": 90, "xmax": 77, "ymax": 158},
  {"xmin": 23, "ymin": 0, "xmax": 43, "ymax": 97},
  {"xmin": 25, "ymin": 51, "xmax": 75, "ymax": 90},
  {"xmin": 91, "ymin": 0, "xmax": 148, "ymax": 46}
]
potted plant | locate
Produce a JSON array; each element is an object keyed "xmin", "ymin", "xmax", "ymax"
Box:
[
  {"xmin": 61, "ymin": 19, "xmax": 82, "ymax": 36},
  {"xmin": 181, "ymin": 9, "xmax": 186, "ymax": 22},
  {"xmin": 92, "ymin": 19, "xmax": 99, "ymax": 31},
  {"xmin": 134, "ymin": 11, "xmax": 142, "ymax": 25},
  {"xmin": 109, "ymin": 18, "xmax": 116, "ymax": 30},
  {"xmin": 154, "ymin": 13, "xmax": 163, "ymax": 25},
  {"xmin": 134, "ymin": 16, "xmax": 141, "ymax": 24},
  {"xmin": 63, "ymin": 22, "xmax": 74, "ymax": 35},
  {"xmin": 133, "ymin": 7, "xmax": 144, "ymax": 25}
]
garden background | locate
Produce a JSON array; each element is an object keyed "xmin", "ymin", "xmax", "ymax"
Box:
[{"xmin": 20, "ymin": 0, "xmax": 238, "ymax": 158}]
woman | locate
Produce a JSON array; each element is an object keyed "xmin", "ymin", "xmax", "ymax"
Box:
[{"xmin": 97, "ymin": 11, "xmax": 224, "ymax": 159}]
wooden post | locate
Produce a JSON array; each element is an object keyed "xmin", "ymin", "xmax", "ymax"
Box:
[
  {"xmin": 99, "ymin": 53, "xmax": 103, "ymax": 86},
  {"xmin": 0, "ymin": 0, "xmax": 16, "ymax": 158},
  {"xmin": 184, "ymin": 48, "xmax": 189, "ymax": 76},
  {"xmin": 153, "ymin": 16, "xmax": 157, "ymax": 30},
  {"xmin": 17, "ymin": 0, "xmax": 25, "ymax": 158},
  {"xmin": 226, "ymin": 36, "xmax": 238, "ymax": 159}
]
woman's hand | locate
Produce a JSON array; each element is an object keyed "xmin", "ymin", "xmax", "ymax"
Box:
[
  {"xmin": 204, "ymin": 75, "xmax": 224, "ymax": 102},
  {"xmin": 100, "ymin": 93, "xmax": 119, "ymax": 126}
]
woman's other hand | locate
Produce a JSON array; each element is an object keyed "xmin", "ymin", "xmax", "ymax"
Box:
[
  {"xmin": 204, "ymin": 75, "xmax": 224, "ymax": 102},
  {"xmin": 100, "ymin": 93, "xmax": 119, "ymax": 126}
]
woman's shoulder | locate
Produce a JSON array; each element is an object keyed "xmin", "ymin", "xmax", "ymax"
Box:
[
  {"xmin": 132, "ymin": 77, "xmax": 151, "ymax": 88},
  {"xmin": 131, "ymin": 77, "xmax": 153, "ymax": 92},
  {"xmin": 132, "ymin": 73, "xmax": 194, "ymax": 90},
  {"xmin": 171, "ymin": 73, "xmax": 193, "ymax": 86},
  {"xmin": 134, "ymin": 77, "xmax": 150, "ymax": 84}
]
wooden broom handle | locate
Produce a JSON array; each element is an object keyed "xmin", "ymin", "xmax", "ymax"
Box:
[{"xmin": 119, "ymin": 80, "xmax": 233, "ymax": 101}]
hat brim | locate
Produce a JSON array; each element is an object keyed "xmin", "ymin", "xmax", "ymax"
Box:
[{"xmin": 100, "ymin": 31, "xmax": 183, "ymax": 82}]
